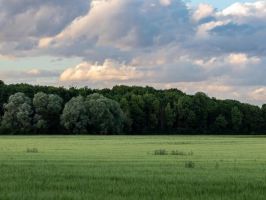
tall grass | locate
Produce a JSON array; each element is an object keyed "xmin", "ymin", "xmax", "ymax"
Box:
[{"xmin": 0, "ymin": 135, "xmax": 265, "ymax": 200}]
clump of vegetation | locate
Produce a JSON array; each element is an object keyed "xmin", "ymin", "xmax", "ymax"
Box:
[
  {"xmin": 0, "ymin": 83, "xmax": 266, "ymax": 135},
  {"xmin": 26, "ymin": 148, "xmax": 38, "ymax": 153},
  {"xmin": 171, "ymin": 150, "xmax": 194, "ymax": 156},
  {"xmin": 171, "ymin": 150, "xmax": 186, "ymax": 156},
  {"xmin": 154, "ymin": 149, "xmax": 168, "ymax": 155},
  {"xmin": 185, "ymin": 161, "xmax": 195, "ymax": 168},
  {"xmin": 154, "ymin": 149, "xmax": 194, "ymax": 156}
]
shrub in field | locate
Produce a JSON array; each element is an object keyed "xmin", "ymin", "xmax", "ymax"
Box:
[
  {"xmin": 26, "ymin": 148, "xmax": 38, "ymax": 153},
  {"xmin": 154, "ymin": 149, "xmax": 168, "ymax": 155},
  {"xmin": 171, "ymin": 150, "xmax": 186, "ymax": 156},
  {"xmin": 171, "ymin": 150, "xmax": 194, "ymax": 156},
  {"xmin": 185, "ymin": 161, "xmax": 195, "ymax": 168}
]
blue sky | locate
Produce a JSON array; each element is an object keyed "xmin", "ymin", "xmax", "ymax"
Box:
[
  {"xmin": 0, "ymin": 0, "xmax": 265, "ymax": 104},
  {"xmin": 190, "ymin": 0, "xmax": 255, "ymax": 8}
]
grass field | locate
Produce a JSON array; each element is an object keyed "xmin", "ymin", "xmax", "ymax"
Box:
[{"xmin": 0, "ymin": 135, "xmax": 266, "ymax": 200}]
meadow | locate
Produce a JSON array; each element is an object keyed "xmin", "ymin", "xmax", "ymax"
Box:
[{"xmin": 0, "ymin": 135, "xmax": 266, "ymax": 200}]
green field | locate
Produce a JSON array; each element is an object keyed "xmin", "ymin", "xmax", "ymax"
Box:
[{"xmin": 0, "ymin": 136, "xmax": 266, "ymax": 200}]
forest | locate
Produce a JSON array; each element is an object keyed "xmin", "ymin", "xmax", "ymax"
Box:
[{"xmin": 0, "ymin": 80, "xmax": 265, "ymax": 135}]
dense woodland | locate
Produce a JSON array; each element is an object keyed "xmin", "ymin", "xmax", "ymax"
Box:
[{"xmin": 0, "ymin": 80, "xmax": 265, "ymax": 135}]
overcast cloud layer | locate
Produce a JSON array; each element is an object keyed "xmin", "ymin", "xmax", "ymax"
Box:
[{"xmin": 0, "ymin": 0, "xmax": 265, "ymax": 104}]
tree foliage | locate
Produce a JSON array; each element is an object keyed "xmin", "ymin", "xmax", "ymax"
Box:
[
  {"xmin": 61, "ymin": 94, "xmax": 124, "ymax": 134},
  {"xmin": 1, "ymin": 92, "xmax": 33, "ymax": 134},
  {"xmin": 0, "ymin": 81, "xmax": 266, "ymax": 134},
  {"xmin": 33, "ymin": 92, "xmax": 63, "ymax": 133},
  {"xmin": 61, "ymin": 96, "xmax": 88, "ymax": 134}
]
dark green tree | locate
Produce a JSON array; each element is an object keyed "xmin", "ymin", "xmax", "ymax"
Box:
[
  {"xmin": 177, "ymin": 96, "xmax": 196, "ymax": 129},
  {"xmin": 231, "ymin": 106, "xmax": 243, "ymax": 132},
  {"xmin": 33, "ymin": 92, "xmax": 63, "ymax": 133},
  {"xmin": 164, "ymin": 103, "xmax": 175, "ymax": 129},
  {"xmin": 214, "ymin": 115, "xmax": 228, "ymax": 132},
  {"xmin": 262, "ymin": 104, "xmax": 266, "ymax": 131},
  {"xmin": 85, "ymin": 93, "xmax": 124, "ymax": 134},
  {"xmin": 1, "ymin": 92, "xmax": 33, "ymax": 134},
  {"xmin": 61, "ymin": 96, "xmax": 88, "ymax": 134}
]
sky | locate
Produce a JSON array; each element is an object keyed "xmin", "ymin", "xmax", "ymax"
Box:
[{"xmin": 0, "ymin": 0, "xmax": 265, "ymax": 105}]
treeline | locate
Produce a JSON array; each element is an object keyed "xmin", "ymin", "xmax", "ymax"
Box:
[{"xmin": 0, "ymin": 80, "xmax": 266, "ymax": 134}]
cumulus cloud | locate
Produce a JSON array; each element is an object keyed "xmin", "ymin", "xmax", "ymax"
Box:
[
  {"xmin": 2, "ymin": 0, "xmax": 266, "ymax": 60},
  {"xmin": 227, "ymin": 53, "xmax": 260, "ymax": 65},
  {"xmin": 0, "ymin": 0, "xmax": 90, "ymax": 56},
  {"xmin": 60, "ymin": 60, "xmax": 144, "ymax": 82},
  {"xmin": 192, "ymin": 3, "xmax": 215, "ymax": 22},
  {"xmin": 38, "ymin": 0, "xmax": 192, "ymax": 61},
  {"xmin": 249, "ymin": 88, "xmax": 266, "ymax": 102},
  {"xmin": 0, "ymin": 0, "xmax": 266, "ymax": 104}
]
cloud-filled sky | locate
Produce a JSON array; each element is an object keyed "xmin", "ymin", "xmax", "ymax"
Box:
[{"xmin": 0, "ymin": 0, "xmax": 265, "ymax": 105}]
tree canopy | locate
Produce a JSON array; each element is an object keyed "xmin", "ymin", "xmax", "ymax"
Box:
[{"xmin": 0, "ymin": 82, "xmax": 265, "ymax": 135}]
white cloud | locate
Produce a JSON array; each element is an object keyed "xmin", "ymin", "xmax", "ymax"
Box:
[
  {"xmin": 192, "ymin": 3, "xmax": 214, "ymax": 22},
  {"xmin": 60, "ymin": 60, "xmax": 143, "ymax": 82},
  {"xmin": 1, "ymin": 0, "xmax": 266, "ymax": 104},
  {"xmin": 221, "ymin": 1, "xmax": 266, "ymax": 18},
  {"xmin": 228, "ymin": 53, "xmax": 260, "ymax": 65},
  {"xmin": 160, "ymin": 0, "xmax": 172, "ymax": 6},
  {"xmin": 0, "ymin": 0, "xmax": 91, "ymax": 56},
  {"xmin": 38, "ymin": 0, "xmax": 192, "ymax": 60},
  {"xmin": 249, "ymin": 88, "xmax": 266, "ymax": 102}
]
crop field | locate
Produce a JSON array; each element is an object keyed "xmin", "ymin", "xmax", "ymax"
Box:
[{"xmin": 0, "ymin": 136, "xmax": 266, "ymax": 200}]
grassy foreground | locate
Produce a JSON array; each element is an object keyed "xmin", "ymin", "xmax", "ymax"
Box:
[{"xmin": 0, "ymin": 136, "xmax": 266, "ymax": 200}]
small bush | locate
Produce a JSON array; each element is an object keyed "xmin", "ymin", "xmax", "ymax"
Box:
[
  {"xmin": 26, "ymin": 148, "xmax": 38, "ymax": 153},
  {"xmin": 154, "ymin": 149, "xmax": 168, "ymax": 155},
  {"xmin": 171, "ymin": 150, "xmax": 186, "ymax": 156},
  {"xmin": 185, "ymin": 161, "xmax": 195, "ymax": 168},
  {"xmin": 171, "ymin": 150, "xmax": 194, "ymax": 156}
]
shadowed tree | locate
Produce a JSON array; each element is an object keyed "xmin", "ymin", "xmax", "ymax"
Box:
[
  {"xmin": 119, "ymin": 97, "xmax": 133, "ymax": 133},
  {"xmin": 129, "ymin": 94, "xmax": 145, "ymax": 132},
  {"xmin": 164, "ymin": 103, "xmax": 175, "ymax": 130},
  {"xmin": 61, "ymin": 96, "xmax": 88, "ymax": 134},
  {"xmin": 61, "ymin": 94, "xmax": 124, "ymax": 134},
  {"xmin": 262, "ymin": 104, "xmax": 266, "ymax": 131},
  {"xmin": 142, "ymin": 93, "xmax": 160, "ymax": 131},
  {"xmin": 33, "ymin": 92, "xmax": 63, "ymax": 133},
  {"xmin": 177, "ymin": 96, "xmax": 196, "ymax": 129},
  {"xmin": 231, "ymin": 106, "xmax": 243, "ymax": 132},
  {"xmin": 214, "ymin": 114, "xmax": 228, "ymax": 132},
  {"xmin": 85, "ymin": 93, "xmax": 124, "ymax": 134},
  {"xmin": 192, "ymin": 92, "xmax": 209, "ymax": 131},
  {"xmin": 1, "ymin": 92, "xmax": 33, "ymax": 134}
]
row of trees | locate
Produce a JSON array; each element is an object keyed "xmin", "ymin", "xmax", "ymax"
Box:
[
  {"xmin": 0, "ymin": 80, "xmax": 266, "ymax": 134},
  {"xmin": 0, "ymin": 91, "xmax": 124, "ymax": 134}
]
